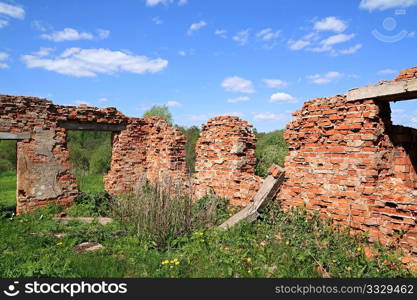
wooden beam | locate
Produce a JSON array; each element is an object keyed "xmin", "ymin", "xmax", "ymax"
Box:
[
  {"xmin": 219, "ymin": 165, "xmax": 285, "ymax": 230},
  {"xmin": 58, "ymin": 122, "xmax": 126, "ymax": 131},
  {"xmin": 0, "ymin": 132, "xmax": 31, "ymax": 140}
]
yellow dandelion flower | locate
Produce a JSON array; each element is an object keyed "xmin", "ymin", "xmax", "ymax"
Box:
[
  {"xmin": 175, "ymin": 261, "xmax": 180, "ymax": 265},
  {"xmin": 56, "ymin": 242, "xmax": 63, "ymax": 246},
  {"xmin": 347, "ymin": 266, "xmax": 352, "ymax": 271},
  {"xmin": 247, "ymin": 257, "xmax": 252, "ymax": 263},
  {"xmin": 285, "ymin": 241, "xmax": 289, "ymax": 245}
]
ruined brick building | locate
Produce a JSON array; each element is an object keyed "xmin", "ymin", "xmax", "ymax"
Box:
[{"xmin": 0, "ymin": 67, "xmax": 416, "ymax": 254}]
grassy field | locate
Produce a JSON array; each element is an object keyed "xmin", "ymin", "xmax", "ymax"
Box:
[
  {"xmin": 0, "ymin": 199, "xmax": 413, "ymax": 278},
  {"xmin": 0, "ymin": 170, "xmax": 413, "ymax": 278},
  {"xmin": 0, "ymin": 172, "xmax": 104, "ymax": 209},
  {"xmin": 0, "ymin": 171, "xmax": 16, "ymax": 209}
]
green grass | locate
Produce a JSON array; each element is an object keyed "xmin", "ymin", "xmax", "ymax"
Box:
[
  {"xmin": 0, "ymin": 171, "xmax": 16, "ymax": 209},
  {"xmin": 0, "ymin": 171, "xmax": 104, "ymax": 209},
  {"xmin": 74, "ymin": 173, "xmax": 105, "ymax": 193},
  {"xmin": 0, "ymin": 201, "xmax": 412, "ymax": 278}
]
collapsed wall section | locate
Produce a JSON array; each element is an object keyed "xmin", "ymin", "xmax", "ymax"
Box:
[
  {"xmin": 104, "ymin": 117, "xmax": 187, "ymax": 194},
  {"xmin": 277, "ymin": 78, "xmax": 417, "ymax": 252},
  {"xmin": 193, "ymin": 116, "xmax": 261, "ymax": 206}
]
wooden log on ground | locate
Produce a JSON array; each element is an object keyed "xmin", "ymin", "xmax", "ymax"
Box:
[{"xmin": 219, "ymin": 165, "xmax": 285, "ymax": 230}]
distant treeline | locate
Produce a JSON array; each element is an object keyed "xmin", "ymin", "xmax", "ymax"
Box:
[{"xmin": 0, "ymin": 105, "xmax": 288, "ymax": 177}]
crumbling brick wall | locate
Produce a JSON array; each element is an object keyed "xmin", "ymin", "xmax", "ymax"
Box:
[
  {"xmin": 0, "ymin": 95, "xmax": 186, "ymax": 214},
  {"xmin": 193, "ymin": 116, "xmax": 261, "ymax": 206},
  {"xmin": 277, "ymin": 71, "xmax": 417, "ymax": 253},
  {"xmin": 104, "ymin": 117, "xmax": 187, "ymax": 193}
]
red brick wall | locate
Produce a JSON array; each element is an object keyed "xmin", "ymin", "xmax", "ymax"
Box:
[
  {"xmin": 277, "ymin": 93, "xmax": 417, "ymax": 253},
  {"xmin": 193, "ymin": 116, "xmax": 261, "ymax": 206},
  {"xmin": 0, "ymin": 95, "xmax": 187, "ymax": 213},
  {"xmin": 104, "ymin": 117, "xmax": 187, "ymax": 193}
]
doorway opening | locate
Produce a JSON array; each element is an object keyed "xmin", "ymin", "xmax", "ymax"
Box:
[
  {"xmin": 67, "ymin": 131, "xmax": 112, "ymax": 193},
  {"xmin": 0, "ymin": 140, "xmax": 17, "ymax": 215}
]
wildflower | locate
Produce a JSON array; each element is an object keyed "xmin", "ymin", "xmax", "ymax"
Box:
[
  {"xmin": 285, "ymin": 241, "xmax": 289, "ymax": 246},
  {"xmin": 247, "ymin": 257, "xmax": 252, "ymax": 263},
  {"xmin": 56, "ymin": 242, "xmax": 63, "ymax": 246},
  {"xmin": 346, "ymin": 266, "xmax": 352, "ymax": 271},
  {"xmin": 161, "ymin": 260, "xmax": 169, "ymax": 265},
  {"xmin": 356, "ymin": 247, "xmax": 361, "ymax": 252}
]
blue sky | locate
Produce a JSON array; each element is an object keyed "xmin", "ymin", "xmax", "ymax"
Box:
[{"xmin": 0, "ymin": 0, "xmax": 416, "ymax": 132}]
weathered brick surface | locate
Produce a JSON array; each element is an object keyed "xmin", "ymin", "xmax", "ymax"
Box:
[
  {"xmin": 277, "ymin": 72, "xmax": 417, "ymax": 253},
  {"xmin": 193, "ymin": 116, "xmax": 261, "ymax": 206},
  {"xmin": 394, "ymin": 66, "xmax": 417, "ymax": 81},
  {"xmin": 104, "ymin": 117, "xmax": 187, "ymax": 193}
]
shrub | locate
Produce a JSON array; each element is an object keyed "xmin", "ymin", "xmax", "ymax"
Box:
[
  {"xmin": 178, "ymin": 125, "xmax": 200, "ymax": 175},
  {"xmin": 71, "ymin": 192, "xmax": 113, "ymax": 217}
]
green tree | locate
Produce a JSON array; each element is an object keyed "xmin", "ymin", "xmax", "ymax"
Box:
[{"xmin": 142, "ymin": 105, "xmax": 173, "ymax": 125}]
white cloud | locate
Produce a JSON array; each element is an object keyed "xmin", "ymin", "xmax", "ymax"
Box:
[
  {"xmin": 146, "ymin": 0, "xmax": 173, "ymax": 6},
  {"xmin": 288, "ymin": 39, "xmax": 310, "ymax": 50},
  {"xmin": 35, "ymin": 47, "xmax": 54, "ymax": 57},
  {"xmin": 233, "ymin": 29, "xmax": 250, "ymax": 45},
  {"xmin": 31, "ymin": 20, "xmax": 48, "ymax": 32},
  {"xmin": 97, "ymin": 29, "xmax": 110, "ymax": 39},
  {"xmin": 98, "ymin": 97, "xmax": 108, "ymax": 102},
  {"xmin": 0, "ymin": 51, "xmax": 8, "ymax": 69},
  {"xmin": 256, "ymin": 28, "xmax": 280, "ymax": 41},
  {"xmin": 338, "ymin": 43, "xmax": 362, "ymax": 55},
  {"xmin": 253, "ymin": 112, "xmax": 289, "ymax": 122},
  {"xmin": 269, "ymin": 92, "xmax": 297, "ymax": 103},
  {"xmin": 22, "ymin": 48, "xmax": 168, "ymax": 77},
  {"xmin": 263, "ymin": 79, "xmax": 288, "ymax": 88},
  {"xmin": 321, "ymin": 33, "xmax": 355, "ymax": 46},
  {"xmin": 221, "ymin": 112, "xmax": 244, "ymax": 117},
  {"xmin": 0, "ymin": 19, "xmax": 8, "ymax": 28},
  {"xmin": 360, "ymin": 0, "xmax": 417, "ymax": 11},
  {"xmin": 314, "ymin": 17, "xmax": 347, "ymax": 33},
  {"xmin": 146, "ymin": 0, "xmax": 187, "ymax": 6},
  {"xmin": 215, "ymin": 29, "xmax": 227, "ymax": 39},
  {"xmin": 177, "ymin": 49, "xmax": 194, "ymax": 56},
  {"xmin": 166, "ymin": 101, "xmax": 182, "ymax": 107},
  {"xmin": 378, "ymin": 68, "xmax": 397, "ymax": 75},
  {"xmin": 0, "ymin": 2, "xmax": 25, "ymax": 19},
  {"xmin": 307, "ymin": 71, "xmax": 343, "ymax": 84},
  {"xmin": 75, "ymin": 100, "xmax": 90, "ymax": 106},
  {"xmin": 187, "ymin": 20, "xmax": 207, "ymax": 35},
  {"xmin": 221, "ymin": 76, "xmax": 255, "ymax": 94},
  {"xmin": 152, "ymin": 16, "xmax": 163, "ymax": 25},
  {"xmin": 41, "ymin": 28, "xmax": 110, "ymax": 42},
  {"xmin": 227, "ymin": 96, "xmax": 250, "ymax": 103}
]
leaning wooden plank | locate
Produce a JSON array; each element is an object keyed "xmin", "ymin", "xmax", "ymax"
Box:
[{"xmin": 219, "ymin": 165, "xmax": 285, "ymax": 230}]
